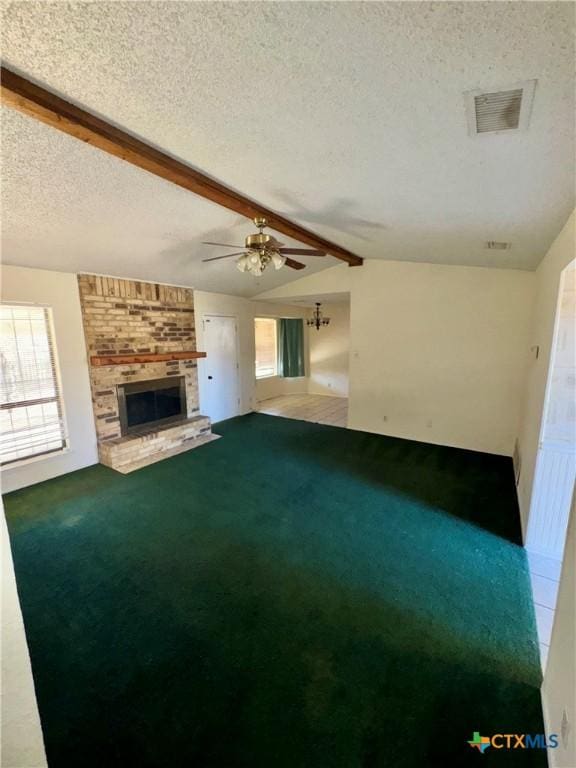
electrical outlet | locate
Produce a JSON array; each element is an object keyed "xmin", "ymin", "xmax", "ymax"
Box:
[
  {"xmin": 427, "ymin": 420, "xmax": 433, "ymax": 428},
  {"xmin": 382, "ymin": 415, "xmax": 388, "ymax": 422}
]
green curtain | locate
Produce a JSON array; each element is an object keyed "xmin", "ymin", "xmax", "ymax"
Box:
[{"xmin": 278, "ymin": 319, "xmax": 305, "ymax": 378}]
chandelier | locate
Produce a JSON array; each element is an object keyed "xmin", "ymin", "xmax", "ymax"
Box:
[
  {"xmin": 307, "ymin": 302, "xmax": 331, "ymax": 331},
  {"xmin": 236, "ymin": 249, "xmax": 286, "ymax": 277}
]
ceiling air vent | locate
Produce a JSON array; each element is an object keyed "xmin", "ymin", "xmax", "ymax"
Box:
[
  {"xmin": 475, "ymin": 89, "xmax": 522, "ymax": 132},
  {"xmin": 485, "ymin": 241, "xmax": 511, "ymax": 251},
  {"xmin": 465, "ymin": 80, "xmax": 536, "ymax": 136}
]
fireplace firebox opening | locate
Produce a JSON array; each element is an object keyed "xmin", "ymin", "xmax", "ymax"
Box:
[{"xmin": 118, "ymin": 376, "xmax": 187, "ymax": 435}]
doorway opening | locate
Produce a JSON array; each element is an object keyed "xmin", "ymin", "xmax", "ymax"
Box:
[
  {"xmin": 526, "ymin": 259, "xmax": 576, "ymax": 668},
  {"xmin": 254, "ymin": 295, "xmax": 350, "ymax": 428}
]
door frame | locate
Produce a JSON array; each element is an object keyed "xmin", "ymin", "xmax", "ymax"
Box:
[
  {"xmin": 200, "ymin": 313, "xmax": 242, "ymax": 421},
  {"xmin": 526, "ymin": 258, "xmax": 576, "ymax": 560},
  {"xmin": 537, "ymin": 260, "xmax": 575, "ymax": 447}
]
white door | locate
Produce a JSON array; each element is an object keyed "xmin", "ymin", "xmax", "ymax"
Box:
[{"xmin": 201, "ymin": 315, "xmax": 240, "ymax": 423}]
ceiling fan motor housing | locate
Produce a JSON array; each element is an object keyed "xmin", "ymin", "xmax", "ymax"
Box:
[{"xmin": 245, "ymin": 232, "xmax": 276, "ymax": 251}]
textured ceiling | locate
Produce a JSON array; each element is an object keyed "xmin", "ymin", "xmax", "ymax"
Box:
[
  {"xmin": 1, "ymin": 1, "xmax": 574, "ymax": 296},
  {"xmin": 1, "ymin": 108, "xmax": 332, "ymax": 297}
]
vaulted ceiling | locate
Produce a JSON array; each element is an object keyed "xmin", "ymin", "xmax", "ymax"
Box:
[{"xmin": 1, "ymin": 2, "xmax": 574, "ymax": 297}]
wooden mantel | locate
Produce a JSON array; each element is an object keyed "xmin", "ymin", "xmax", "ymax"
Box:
[{"xmin": 90, "ymin": 351, "xmax": 206, "ymax": 367}]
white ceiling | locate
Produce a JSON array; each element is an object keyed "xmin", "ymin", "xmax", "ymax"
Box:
[{"xmin": 1, "ymin": 1, "xmax": 574, "ymax": 297}]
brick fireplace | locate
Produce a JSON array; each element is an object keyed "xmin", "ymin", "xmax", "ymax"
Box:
[{"xmin": 78, "ymin": 274, "xmax": 216, "ymax": 473}]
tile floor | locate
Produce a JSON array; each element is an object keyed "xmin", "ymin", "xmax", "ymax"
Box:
[
  {"xmin": 527, "ymin": 550, "xmax": 562, "ymax": 671},
  {"xmin": 256, "ymin": 394, "xmax": 348, "ymax": 428}
]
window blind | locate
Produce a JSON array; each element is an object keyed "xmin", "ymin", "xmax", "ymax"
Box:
[
  {"xmin": 254, "ymin": 318, "xmax": 278, "ymax": 378},
  {"xmin": 0, "ymin": 305, "xmax": 67, "ymax": 465}
]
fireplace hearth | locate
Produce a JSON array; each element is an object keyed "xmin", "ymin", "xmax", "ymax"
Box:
[{"xmin": 118, "ymin": 376, "xmax": 187, "ymax": 435}]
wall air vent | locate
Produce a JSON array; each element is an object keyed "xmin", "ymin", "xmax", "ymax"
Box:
[
  {"xmin": 485, "ymin": 241, "xmax": 512, "ymax": 251},
  {"xmin": 465, "ymin": 80, "xmax": 536, "ymax": 136}
]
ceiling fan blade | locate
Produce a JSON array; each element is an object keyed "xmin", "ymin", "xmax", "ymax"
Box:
[
  {"xmin": 202, "ymin": 252, "xmax": 246, "ymax": 263},
  {"xmin": 202, "ymin": 241, "xmax": 244, "ymax": 248},
  {"xmin": 285, "ymin": 257, "xmax": 306, "ymax": 270},
  {"xmin": 279, "ymin": 248, "xmax": 326, "ymax": 256}
]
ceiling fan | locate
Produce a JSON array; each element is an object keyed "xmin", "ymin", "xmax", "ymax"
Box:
[{"xmin": 202, "ymin": 217, "xmax": 326, "ymax": 276}]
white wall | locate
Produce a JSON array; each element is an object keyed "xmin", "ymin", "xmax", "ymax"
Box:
[
  {"xmin": 193, "ymin": 291, "xmax": 308, "ymax": 415},
  {"xmin": 517, "ymin": 211, "xmax": 576, "ymax": 535},
  {"xmin": 308, "ymin": 302, "xmax": 350, "ymax": 398},
  {"xmin": 543, "ymin": 493, "xmax": 575, "ymax": 768},
  {"xmin": 350, "ymin": 261, "xmax": 534, "ymax": 455},
  {"xmin": 1, "ymin": 266, "xmax": 98, "ymax": 493},
  {"xmin": 256, "ymin": 260, "xmax": 534, "ymax": 456},
  {"xmin": 1, "ymin": 503, "xmax": 47, "ymax": 767},
  {"xmin": 256, "ymin": 372, "xmax": 308, "ymax": 402}
]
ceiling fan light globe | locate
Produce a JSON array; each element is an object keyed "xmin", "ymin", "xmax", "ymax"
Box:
[
  {"xmin": 249, "ymin": 252, "xmax": 260, "ymax": 266},
  {"xmin": 271, "ymin": 252, "xmax": 286, "ymax": 270},
  {"xmin": 250, "ymin": 263, "xmax": 264, "ymax": 277},
  {"xmin": 236, "ymin": 254, "xmax": 250, "ymax": 272}
]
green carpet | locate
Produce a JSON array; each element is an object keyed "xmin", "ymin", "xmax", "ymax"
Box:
[{"xmin": 4, "ymin": 414, "xmax": 546, "ymax": 767}]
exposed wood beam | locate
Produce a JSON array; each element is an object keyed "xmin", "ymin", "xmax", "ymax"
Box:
[{"xmin": 1, "ymin": 67, "xmax": 363, "ymax": 267}]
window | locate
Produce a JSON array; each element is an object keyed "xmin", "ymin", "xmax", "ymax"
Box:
[
  {"xmin": 255, "ymin": 318, "xmax": 278, "ymax": 378},
  {"xmin": 0, "ymin": 305, "xmax": 67, "ymax": 465}
]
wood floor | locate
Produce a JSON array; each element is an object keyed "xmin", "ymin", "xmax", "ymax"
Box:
[{"xmin": 256, "ymin": 394, "xmax": 348, "ymax": 428}]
